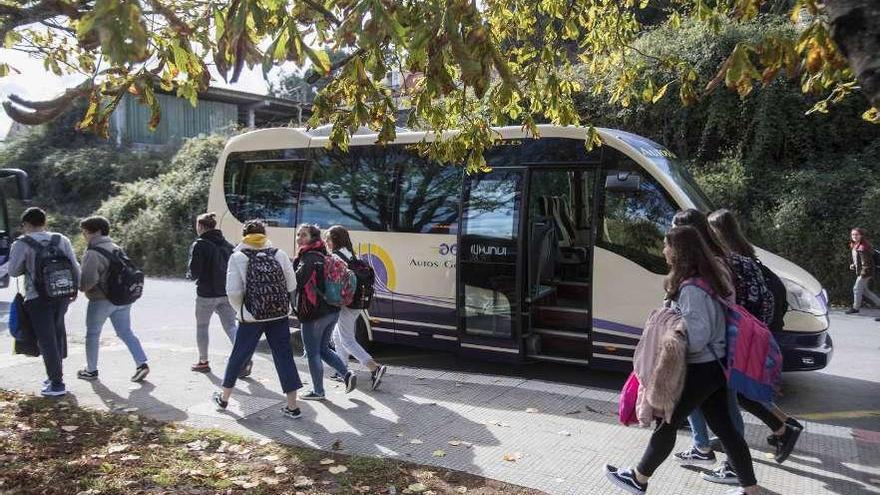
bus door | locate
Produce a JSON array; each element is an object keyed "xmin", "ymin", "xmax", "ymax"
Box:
[
  {"xmin": 0, "ymin": 169, "xmax": 30, "ymax": 288},
  {"xmin": 522, "ymin": 167, "xmax": 596, "ymax": 365},
  {"xmin": 456, "ymin": 168, "xmax": 526, "ymax": 360}
]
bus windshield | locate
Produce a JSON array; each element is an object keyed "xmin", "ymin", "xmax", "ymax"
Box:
[{"xmin": 605, "ymin": 130, "xmax": 713, "ymax": 212}]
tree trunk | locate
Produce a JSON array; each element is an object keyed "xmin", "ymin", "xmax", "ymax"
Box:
[{"xmin": 824, "ymin": 0, "xmax": 880, "ymax": 109}]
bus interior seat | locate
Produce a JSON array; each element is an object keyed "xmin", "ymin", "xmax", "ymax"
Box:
[
  {"xmin": 527, "ymin": 216, "xmax": 558, "ymax": 303},
  {"xmin": 547, "ymin": 196, "xmax": 587, "ymax": 265}
]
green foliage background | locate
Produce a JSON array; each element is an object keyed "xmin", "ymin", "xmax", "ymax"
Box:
[{"xmin": 1, "ymin": 14, "xmax": 878, "ymax": 303}]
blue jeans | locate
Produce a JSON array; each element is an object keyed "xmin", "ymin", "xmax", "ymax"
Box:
[
  {"xmin": 222, "ymin": 317, "xmax": 302, "ymax": 394},
  {"xmin": 86, "ymin": 299, "xmax": 147, "ymax": 372},
  {"xmin": 688, "ymin": 384, "xmax": 745, "ymax": 450},
  {"xmin": 301, "ymin": 311, "xmax": 346, "ymax": 395}
]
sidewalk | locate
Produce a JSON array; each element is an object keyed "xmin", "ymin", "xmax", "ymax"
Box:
[{"xmin": 1, "ymin": 334, "xmax": 878, "ymax": 495}]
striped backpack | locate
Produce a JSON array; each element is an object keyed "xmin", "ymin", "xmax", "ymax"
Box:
[{"xmin": 682, "ymin": 278, "xmax": 783, "ymax": 403}]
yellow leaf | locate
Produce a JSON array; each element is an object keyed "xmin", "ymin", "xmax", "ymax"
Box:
[
  {"xmin": 328, "ymin": 465, "xmax": 348, "ymax": 474},
  {"xmin": 319, "ymin": 458, "xmax": 335, "ymax": 465},
  {"xmin": 432, "ymin": 450, "xmax": 446, "ymax": 457}
]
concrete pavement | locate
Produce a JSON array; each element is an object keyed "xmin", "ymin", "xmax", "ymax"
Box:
[{"xmin": 0, "ymin": 278, "xmax": 878, "ymax": 495}]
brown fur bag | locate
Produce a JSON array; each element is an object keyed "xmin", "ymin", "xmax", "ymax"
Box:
[{"xmin": 634, "ymin": 307, "xmax": 687, "ymax": 425}]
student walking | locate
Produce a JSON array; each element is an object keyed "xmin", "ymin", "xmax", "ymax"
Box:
[
  {"xmin": 212, "ymin": 220, "xmax": 302, "ymax": 418},
  {"xmin": 671, "ymin": 209, "xmax": 801, "ymax": 484},
  {"xmin": 846, "ymin": 227, "xmax": 879, "ymax": 314},
  {"xmin": 187, "ymin": 212, "xmax": 246, "ymax": 375},
  {"xmin": 77, "ymin": 216, "xmax": 150, "ymax": 383},
  {"xmin": 605, "ymin": 225, "xmax": 760, "ymax": 495},
  {"xmin": 323, "ymin": 225, "xmax": 387, "ymax": 390},
  {"xmin": 293, "ymin": 224, "xmax": 356, "ymax": 400},
  {"xmin": 7, "ymin": 207, "xmax": 80, "ymax": 396}
]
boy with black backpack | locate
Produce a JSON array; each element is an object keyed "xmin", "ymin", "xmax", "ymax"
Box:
[
  {"xmin": 187, "ymin": 212, "xmax": 247, "ymax": 375},
  {"xmin": 7, "ymin": 207, "xmax": 80, "ymax": 396},
  {"xmin": 77, "ymin": 216, "xmax": 149, "ymax": 383}
]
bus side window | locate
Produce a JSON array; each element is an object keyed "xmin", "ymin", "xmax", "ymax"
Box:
[
  {"xmin": 223, "ymin": 152, "xmax": 305, "ymax": 227},
  {"xmin": 299, "ymin": 146, "xmax": 397, "ymax": 231},
  {"xmin": 396, "ymin": 155, "xmax": 461, "ymax": 234},
  {"xmin": 601, "ymin": 161, "xmax": 676, "ymax": 274}
]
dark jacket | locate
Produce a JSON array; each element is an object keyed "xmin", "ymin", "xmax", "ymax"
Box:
[
  {"xmin": 187, "ymin": 230, "xmax": 234, "ymax": 297},
  {"xmin": 293, "ymin": 241, "xmax": 337, "ymax": 322},
  {"xmin": 853, "ymin": 242, "xmax": 876, "ymax": 278}
]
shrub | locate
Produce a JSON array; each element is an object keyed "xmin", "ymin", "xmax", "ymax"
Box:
[{"xmin": 98, "ymin": 134, "xmax": 226, "ymax": 276}]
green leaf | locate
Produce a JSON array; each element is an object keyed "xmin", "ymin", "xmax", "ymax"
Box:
[
  {"xmin": 305, "ymin": 47, "xmax": 331, "ymax": 75},
  {"xmin": 0, "ymin": 64, "xmax": 8, "ymax": 77}
]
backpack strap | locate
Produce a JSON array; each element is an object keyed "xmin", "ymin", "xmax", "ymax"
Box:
[
  {"xmin": 88, "ymin": 245, "xmax": 120, "ymax": 264},
  {"xmin": 49, "ymin": 234, "xmax": 61, "ymax": 248},
  {"xmin": 19, "ymin": 236, "xmax": 45, "ymax": 253}
]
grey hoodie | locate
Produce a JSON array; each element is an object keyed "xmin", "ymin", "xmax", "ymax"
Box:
[
  {"xmin": 670, "ymin": 285, "xmax": 727, "ymax": 364},
  {"xmin": 80, "ymin": 236, "xmax": 124, "ymax": 301}
]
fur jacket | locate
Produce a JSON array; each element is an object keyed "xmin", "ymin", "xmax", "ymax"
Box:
[{"xmin": 633, "ymin": 307, "xmax": 688, "ymax": 425}]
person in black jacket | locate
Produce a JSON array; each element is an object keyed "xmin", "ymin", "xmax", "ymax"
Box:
[{"xmin": 187, "ymin": 213, "xmax": 246, "ymax": 375}]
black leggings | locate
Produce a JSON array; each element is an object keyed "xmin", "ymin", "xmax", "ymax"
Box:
[
  {"xmin": 637, "ymin": 360, "xmax": 757, "ymax": 487},
  {"xmin": 738, "ymin": 394, "xmax": 785, "ymax": 432}
]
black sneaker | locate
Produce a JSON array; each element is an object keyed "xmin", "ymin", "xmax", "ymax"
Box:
[
  {"xmin": 238, "ymin": 360, "xmax": 253, "ymax": 379},
  {"xmin": 300, "ymin": 391, "xmax": 326, "ymax": 401},
  {"xmin": 212, "ymin": 391, "xmax": 228, "ymax": 410},
  {"xmin": 768, "ymin": 417, "xmax": 804, "ymax": 447},
  {"xmin": 673, "ymin": 446, "xmax": 716, "ymax": 464},
  {"xmin": 131, "ymin": 364, "xmax": 150, "ymax": 382},
  {"xmin": 702, "ymin": 462, "xmax": 739, "ymax": 485},
  {"xmin": 281, "ymin": 406, "xmax": 302, "ymax": 419},
  {"xmin": 709, "ymin": 436, "xmax": 724, "ymax": 453},
  {"xmin": 604, "ymin": 465, "xmax": 647, "ymax": 494},
  {"xmin": 344, "ymin": 371, "xmax": 357, "ymax": 393},
  {"xmin": 329, "ymin": 373, "xmax": 344, "ymax": 383},
  {"xmin": 77, "ymin": 369, "xmax": 99, "ymax": 381},
  {"xmin": 775, "ymin": 422, "xmax": 802, "ymax": 463},
  {"xmin": 844, "ymin": 308, "xmax": 859, "ymax": 314},
  {"xmin": 370, "ymin": 365, "xmax": 387, "ymax": 391}
]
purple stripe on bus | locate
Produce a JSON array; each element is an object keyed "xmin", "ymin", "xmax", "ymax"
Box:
[{"xmin": 592, "ymin": 318, "xmax": 643, "ymax": 336}]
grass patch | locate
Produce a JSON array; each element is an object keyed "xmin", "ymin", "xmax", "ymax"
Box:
[{"xmin": 0, "ymin": 389, "xmax": 544, "ymax": 494}]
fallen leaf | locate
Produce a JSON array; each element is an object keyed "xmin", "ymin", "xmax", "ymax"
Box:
[
  {"xmin": 187, "ymin": 440, "xmax": 209, "ymax": 451},
  {"xmin": 456, "ymin": 487, "xmax": 468, "ymax": 493},
  {"xmin": 147, "ymin": 443, "xmax": 160, "ymax": 450},
  {"xmin": 328, "ymin": 465, "xmax": 348, "ymax": 474},
  {"xmin": 258, "ymin": 438, "xmax": 272, "ymax": 446},
  {"xmin": 61, "ymin": 425, "xmax": 79, "ymax": 432},
  {"xmin": 261, "ymin": 477, "xmax": 280, "ymax": 485},
  {"xmin": 447, "ymin": 440, "xmax": 461, "ymax": 446},
  {"xmin": 127, "ymin": 415, "xmax": 139, "ymax": 422},
  {"xmin": 557, "ymin": 430, "xmax": 572, "ymax": 436},
  {"xmin": 432, "ymin": 450, "xmax": 446, "ymax": 457},
  {"xmin": 293, "ymin": 476, "xmax": 314, "ymax": 488},
  {"xmin": 274, "ymin": 466, "xmax": 288, "ymax": 474},
  {"xmin": 319, "ymin": 458, "xmax": 335, "ymax": 465},
  {"xmin": 502, "ymin": 452, "xmax": 524, "ymax": 462},
  {"xmin": 123, "ymin": 407, "xmax": 138, "ymax": 413},
  {"xmin": 107, "ymin": 444, "xmax": 129, "ymax": 454},
  {"xmin": 525, "ymin": 408, "xmax": 539, "ymax": 413},
  {"xmin": 407, "ymin": 482, "xmax": 427, "ymax": 493},
  {"xmin": 120, "ymin": 454, "xmax": 141, "ymax": 461},
  {"xmin": 263, "ymin": 454, "xmax": 280, "ymax": 462},
  {"xmin": 409, "ymin": 439, "xmax": 424, "ymax": 444}
]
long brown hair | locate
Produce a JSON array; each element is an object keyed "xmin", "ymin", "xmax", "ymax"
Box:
[
  {"xmin": 323, "ymin": 225, "xmax": 354, "ymax": 252},
  {"xmin": 664, "ymin": 226, "xmax": 732, "ymax": 300},
  {"xmin": 850, "ymin": 227, "xmax": 872, "ymax": 250},
  {"xmin": 672, "ymin": 209, "xmax": 728, "ymax": 258},
  {"xmin": 708, "ymin": 209, "xmax": 756, "ymax": 258}
]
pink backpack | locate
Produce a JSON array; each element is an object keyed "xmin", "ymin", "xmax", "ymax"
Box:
[
  {"xmin": 682, "ymin": 278, "xmax": 782, "ymax": 403},
  {"xmin": 618, "ymin": 371, "xmax": 640, "ymax": 426},
  {"xmin": 318, "ymin": 254, "xmax": 356, "ymax": 307}
]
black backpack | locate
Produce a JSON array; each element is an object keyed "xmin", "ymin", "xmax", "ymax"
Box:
[
  {"xmin": 757, "ymin": 260, "xmax": 788, "ymax": 333},
  {"xmin": 20, "ymin": 234, "xmax": 77, "ymax": 299},
  {"xmin": 337, "ymin": 251, "xmax": 375, "ymax": 310},
  {"xmin": 874, "ymin": 248, "xmax": 880, "ymax": 279},
  {"xmin": 242, "ymin": 248, "xmax": 291, "ymax": 320},
  {"xmin": 89, "ymin": 246, "xmax": 145, "ymax": 305}
]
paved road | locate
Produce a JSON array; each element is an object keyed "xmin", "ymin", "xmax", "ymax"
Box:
[{"xmin": 0, "ymin": 278, "xmax": 878, "ymax": 495}]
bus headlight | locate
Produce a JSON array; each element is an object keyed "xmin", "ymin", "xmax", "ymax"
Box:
[{"xmin": 782, "ymin": 278, "xmax": 827, "ymax": 316}]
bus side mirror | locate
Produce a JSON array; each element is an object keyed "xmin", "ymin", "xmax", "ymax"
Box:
[{"xmin": 605, "ymin": 171, "xmax": 641, "ymax": 193}]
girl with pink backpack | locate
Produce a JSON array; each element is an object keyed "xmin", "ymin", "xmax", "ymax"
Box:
[{"xmin": 605, "ymin": 226, "xmax": 760, "ymax": 495}]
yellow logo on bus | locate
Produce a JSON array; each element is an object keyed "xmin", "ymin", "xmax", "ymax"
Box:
[{"xmin": 355, "ymin": 242, "xmax": 396, "ymax": 292}]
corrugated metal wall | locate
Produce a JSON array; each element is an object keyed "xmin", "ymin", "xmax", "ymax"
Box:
[{"xmin": 115, "ymin": 94, "xmax": 238, "ymax": 146}]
